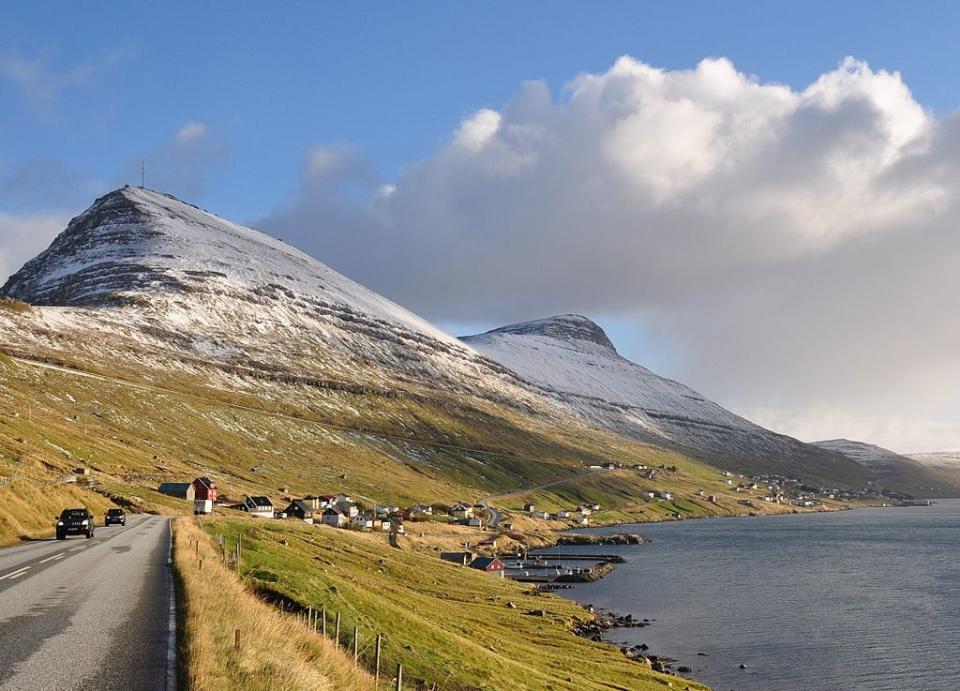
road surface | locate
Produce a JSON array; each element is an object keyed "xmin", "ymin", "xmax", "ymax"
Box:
[{"xmin": 0, "ymin": 514, "xmax": 175, "ymax": 690}]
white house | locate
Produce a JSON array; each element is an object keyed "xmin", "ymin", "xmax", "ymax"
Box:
[
  {"xmin": 557, "ymin": 510, "xmax": 571, "ymax": 519},
  {"xmin": 532, "ymin": 511, "xmax": 550, "ymax": 520},
  {"xmin": 374, "ymin": 503, "xmax": 399, "ymax": 518},
  {"xmin": 351, "ymin": 514, "xmax": 374, "ymax": 530},
  {"xmin": 411, "ymin": 504, "xmax": 433, "ymax": 516},
  {"xmin": 243, "ymin": 496, "xmax": 275, "ymax": 519},
  {"xmin": 379, "ymin": 520, "xmax": 391, "ymax": 532},
  {"xmin": 450, "ymin": 502, "xmax": 474, "ymax": 519},
  {"xmin": 320, "ymin": 507, "xmax": 347, "ymax": 528}
]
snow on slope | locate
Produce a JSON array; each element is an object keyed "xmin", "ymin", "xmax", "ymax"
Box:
[
  {"xmin": 463, "ymin": 315, "xmax": 867, "ymax": 480},
  {"xmin": 812, "ymin": 439, "xmax": 916, "ymax": 472},
  {"xmin": 908, "ymin": 452, "xmax": 960, "ymax": 468},
  {"xmin": 462, "ymin": 315, "xmax": 756, "ymax": 437}
]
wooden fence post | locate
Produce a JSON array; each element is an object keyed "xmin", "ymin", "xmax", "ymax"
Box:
[
  {"xmin": 353, "ymin": 624, "xmax": 359, "ymax": 665},
  {"xmin": 335, "ymin": 612, "xmax": 341, "ymax": 645},
  {"xmin": 375, "ymin": 634, "xmax": 382, "ymax": 684},
  {"xmin": 234, "ymin": 628, "xmax": 241, "ymax": 652},
  {"xmin": 396, "ymin": 663, "xmax": 403, "ymax": 690},
  {"xmin": 322, "ymin": 606, "xmax": 327, "ymax": 637}
]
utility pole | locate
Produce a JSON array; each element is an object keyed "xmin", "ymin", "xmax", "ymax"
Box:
[{"xmin": 140, "ymin": 161, "xmax": 145, "ymax": 188}]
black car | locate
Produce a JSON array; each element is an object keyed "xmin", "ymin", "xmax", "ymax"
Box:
[
  {"xmin": 56, "ymin": 508, "xmax": 95, "ymax": 539},
  {"xmin": 105, "ymin": 508, "xmax": 126, "ymax": 526}
]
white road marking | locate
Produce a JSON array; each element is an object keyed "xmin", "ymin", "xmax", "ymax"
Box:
[
  {"xmin": 39, "ymin": 553, "xmax": 65, "ymax": 564},
  {"xmin": 0, "ymin": 566, "xmax": 30, "ymax": 581},
  {"xmin": 69, "ymin": 546, "xmax": 85, "ymax": 552}
]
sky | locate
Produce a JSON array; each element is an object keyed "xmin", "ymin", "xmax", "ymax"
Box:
[{"xmin": 2, "ymin": 1, "xmax": 960, "ymax": 452}]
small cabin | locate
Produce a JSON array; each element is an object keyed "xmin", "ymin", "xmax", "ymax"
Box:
[
  {"xmin": 159, "ymin": 482, "xmax": 195, "ymax": 501},
  {"xmin": 441, "ymin": 551, "xmax": 475, "ymax": 565}
]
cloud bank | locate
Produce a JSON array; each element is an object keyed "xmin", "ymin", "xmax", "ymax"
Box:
[{"xmin": 262, "ymin": 56, "xmax": 960, "ymax": 452}]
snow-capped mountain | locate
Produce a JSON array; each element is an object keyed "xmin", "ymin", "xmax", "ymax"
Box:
[
  {"xmin": 0, "ymin": 188, "xmax": 867, "ymax": 485},
  {"xmin": 0, "ymin": 187, "xmax": 538, "ymax": 403},
  {"xmin": 462, "ymin": 315, "xmax": 868, "ymax": 482}
]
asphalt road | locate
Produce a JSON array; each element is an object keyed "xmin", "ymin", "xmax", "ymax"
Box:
[{"xmin": 0, "ymin": 514, "xmax": 175, "ymax": 690}]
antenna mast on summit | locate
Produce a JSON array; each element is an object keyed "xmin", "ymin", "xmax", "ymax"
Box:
[{"xmin": 140, "ymin": 161, "xmax": 145, "ymax": 188}]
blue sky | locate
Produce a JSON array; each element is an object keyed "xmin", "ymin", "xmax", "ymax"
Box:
[
  {"xmin": 4, "ymin": 2, "xmax": 960, "ymax": 451},
  {"xmin": 3, "ymin": 1, "xmax": 959, "ymax": 220}
]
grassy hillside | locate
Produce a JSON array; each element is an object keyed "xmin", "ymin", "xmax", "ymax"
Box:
[
  {"xmin": 174, "ymin": 518, "xmax": 375, "ymax": 690},
  {"xmin": 202, "ymin": 514, "xmax": 706, "ymax": 691},
  {"xmin": 0, "ymin": 351, "xmax": 812, "ymax": 544}
]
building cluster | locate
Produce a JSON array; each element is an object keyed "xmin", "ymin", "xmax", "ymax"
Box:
[{"xmin": 523, "ymin": 502, "xmax": 596, "ymax": 525}]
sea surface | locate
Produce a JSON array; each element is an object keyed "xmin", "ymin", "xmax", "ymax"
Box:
[{"xmin": 547, "ymin": 501, "xmax": 960, "ymax": 690}]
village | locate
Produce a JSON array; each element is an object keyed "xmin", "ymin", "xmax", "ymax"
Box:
[{"xmin": 155, "ymin": 463, "xmax": 883, "ymax": 584}]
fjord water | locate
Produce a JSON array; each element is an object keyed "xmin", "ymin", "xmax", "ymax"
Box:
[{"xmin": 555, "ymin": 501, "xmax": 960, "ymax": 690}]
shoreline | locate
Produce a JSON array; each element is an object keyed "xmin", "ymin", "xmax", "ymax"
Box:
[{"xmin": 531, "ymin": 501, "xmax": 891, "ymax": 687}]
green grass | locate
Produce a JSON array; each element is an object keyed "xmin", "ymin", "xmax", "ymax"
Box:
[{"xmin": 205, "ymin": 515, "xmax": 705, "ymax": 691}]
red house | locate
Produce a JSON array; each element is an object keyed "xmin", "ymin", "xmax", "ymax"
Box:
[
  {"xmin": 468, "ymin": 556, "xmax": 506, "ymax": 577},
  {"xmin": 192, "ymin": 477, "xmax": 218, "ymax": 514},
  {"xmin": 192, "ymin": 477, "xmax": 218, "ymax": 501}
]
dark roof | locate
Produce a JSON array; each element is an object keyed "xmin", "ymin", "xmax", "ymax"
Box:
[
  {"xmin": 469, "ymin": 557, "xmax": 504, "ymax": 570},
  {"xmin": 193, "ymin": 476, "xmax": 216, "ymax": 488},
  {"xmin": 159, "ymin": 482, "xmax": 192, "ymax": 492},
  {"xmin": 284, "ymin": 500, "xmax": 314, "ymax": 515},
  {"xmin": 322, "ymin": 506, "xmax": 344, "ymax": 516},
  {"xmin": 245, "ymin": 495, "xmax": 273, "ymax": 507}
]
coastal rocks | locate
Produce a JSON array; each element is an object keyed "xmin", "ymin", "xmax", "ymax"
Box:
[
  {"xmin": 556, "ymin": 561, "xmax": 618, "ymax": 582},
  {"xmin": 555, "ymin": 532, "xmax": 649, "ymax": 546}
]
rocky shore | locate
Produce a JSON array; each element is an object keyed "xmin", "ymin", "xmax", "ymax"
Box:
[{"xmin": 573, "ymin": 608, "xmax": 694, "ymax": 679}]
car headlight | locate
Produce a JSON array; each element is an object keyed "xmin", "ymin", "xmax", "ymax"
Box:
[
  {"xmin": 81, "ymin": 519, "xmax": 89, "ymax": 526},
  {"xmin": 57, "ymin": 521, "xmax": 64, "ymax": 526}
]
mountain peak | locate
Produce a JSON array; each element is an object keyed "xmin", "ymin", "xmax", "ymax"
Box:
[
  {"xmin": 0, "ymin": 186, "xmax": 457, "ymax": 345},
  {"xmin": 471, "ymin": 314, "xmax": 617, "ymax": 353}
]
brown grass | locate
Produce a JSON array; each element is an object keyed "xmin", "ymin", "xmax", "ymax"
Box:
[
  {"xmin": 173, "ymin": 518, "xmax": 376, "ymax": 691},
  {"xmin": 0, "ymin": 298, "xmax": 30, "ymax": 313}
]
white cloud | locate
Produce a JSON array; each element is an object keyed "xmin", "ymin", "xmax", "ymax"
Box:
[
  {"xmin": 122, "ymin": 121, "xmax": 231, "ymax": 199},
  {"xmin": 0, "ymin": 212, "xmax": 69, "ymax": 285},
  {"xmin": 176, "ymin": 121, "xmax": 208, "ymax": 143},
  {"xmin": 740, "ymin": 407, "xmax": 960, "ymax": 456},
  {"xmin": 0, "ymin": 45, "xmax": 133, "ymax": 117},
  {"xmin": 256, "ymin": 57, "xmax": 960, "ymax": 451}
]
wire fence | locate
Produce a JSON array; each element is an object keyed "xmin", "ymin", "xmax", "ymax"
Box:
[{"xmin": 213, "ymin": 531, "xmax": 422, "ymax": 690}]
